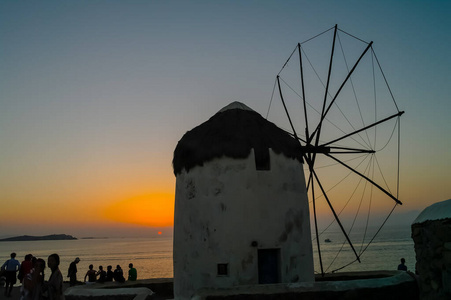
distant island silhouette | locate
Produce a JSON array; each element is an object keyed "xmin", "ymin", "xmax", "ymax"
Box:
[{"xmin": 0, "ymin": 234, "xmax": 77, "ymax": 242}]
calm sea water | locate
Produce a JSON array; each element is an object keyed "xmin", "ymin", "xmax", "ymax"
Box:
[
  {"xmin": 0, "ymin": 225, "xmax": 415, "ymax": 281},
  {"xmin": 0, "ymin": 236, "xmax": 173, "ymax": 281},
  {"xmin": 311, "ymin": 225, "xmax": 416, "ymax": 274}
]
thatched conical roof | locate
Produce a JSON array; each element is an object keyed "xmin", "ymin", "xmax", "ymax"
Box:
[{"xmin": 172, "ymin": 102, "xmax": 303, "ymax": 175}]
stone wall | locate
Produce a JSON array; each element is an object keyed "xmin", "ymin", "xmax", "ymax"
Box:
[{"xmin": 412, "ymin": 219, "xmax": 451, "ymax": 299}]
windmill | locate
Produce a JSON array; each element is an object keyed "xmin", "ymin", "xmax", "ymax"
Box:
[{"xmin": 267, "ymin": 25, "xmax": 404, "ymax": 276}]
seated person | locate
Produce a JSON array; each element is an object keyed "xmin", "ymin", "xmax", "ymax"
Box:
[
  {"xmin": 84, "ymin": 265, "xmax": 97, "ymax": 284},
  {"xmin": 96, "ymin": 266, "xmax": 106, "ymax": 283},
  {"xmin": 113, "ymin": 265, "xmax": 125, "ymax": 283},
  {"xmin": 128, "ymin": 263, "xmax": 137, "ymax": 281}
]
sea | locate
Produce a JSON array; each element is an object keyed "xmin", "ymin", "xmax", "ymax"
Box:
[{"xmin": 0, "ymin": 225, "xmax": 416, "ymax": 281}]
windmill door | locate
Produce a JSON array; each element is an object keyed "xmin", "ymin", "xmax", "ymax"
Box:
[{"xmin": 258, "ymin": 249, "xmax": 280, "ymax": 284}]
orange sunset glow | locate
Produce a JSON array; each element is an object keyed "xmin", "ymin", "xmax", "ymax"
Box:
[{"xmin": 104, "ymin": 193, "xmax": 175, "ymax": 227}]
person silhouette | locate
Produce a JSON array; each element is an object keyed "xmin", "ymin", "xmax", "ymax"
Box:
[
  {"xmin": 23, "ymin": 258, "xmax": 46, "ymax": 300},
  {"xmin": 46, "ymin": 253, "xmax": 63, "ymax": 300},
  {"xmin": 105, "ymin": 265, "xmax": 114, "ymax": 282},
  {"xmin": 97, "ymin": 265, "xmax": 106, "ymax": 283},
  {"xmin": 128, "ymin": 263, "xmax": 137, "ymax": 281},
  {"xmin": 84, "ymin": 264, "xmax": 97, "ymax": 284},
  {"xmin": 18, "ymin": 254, "xmax": 33, "ymax": 284},
  {"xmin": 397, "ymin": 258, "xmax": 407, "ymax": 271},
  {"xmin": 2, "ymin": 252, "xmax": 20, "ymax": 297},
  {"xmin": 68, "ymin": 257, "xmax": 80, "ymax": 286},
  {"xmin": 113, "ymin": 265, "xmax": 125, "ymax": 283}
]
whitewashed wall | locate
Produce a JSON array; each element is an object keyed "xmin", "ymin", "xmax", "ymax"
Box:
[{"xmin": 173, "ymin": 149, "xmax": 314, "ymax": 300}]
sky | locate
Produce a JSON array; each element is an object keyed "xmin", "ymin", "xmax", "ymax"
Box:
[{"xmin": 0, "ymin": 0, "xmax": 450, "ymax": 238}]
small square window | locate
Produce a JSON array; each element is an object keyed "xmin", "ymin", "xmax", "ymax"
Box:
[
  {"xmin": 255, "ymin": 147, "xmax": 270, "ymax": 171},
  {"xmin": 217, "ymin": 263, "xmax": 228, "ymax": 276}
]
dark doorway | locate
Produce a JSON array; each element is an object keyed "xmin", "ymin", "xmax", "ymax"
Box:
[{"xmin": 258, "ymin": 248, "xmax": 280, "ymax": 284}]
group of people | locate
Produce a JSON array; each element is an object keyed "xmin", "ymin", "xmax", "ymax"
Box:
[
  {"xmin": 68, "ymin": 257, "xmax": 137, "ymax": 286},
  {"xmin": 1, "ymin": 252, "xmax": 138, "ymax": 299},
  {"xmin": 1, "ymin": 252, "xmax": 63, "ymax": 300}
]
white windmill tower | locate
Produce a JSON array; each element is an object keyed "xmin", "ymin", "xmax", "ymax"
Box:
[{"xmin": 172, "ymin": 101, "xmax": 314, "ymax": 299}]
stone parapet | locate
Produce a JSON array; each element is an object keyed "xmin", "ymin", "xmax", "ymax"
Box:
[
  {"xmin": 193, "ymin": 271, "xmax": 418, "ymax": 300},
  {"xmin": 64, "ymin": 278, "xmax": 174, "ymax": 300}
]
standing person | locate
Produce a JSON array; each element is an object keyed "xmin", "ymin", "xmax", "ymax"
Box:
[
  {"xmin": 22, "ymin": 258, "xmax": 46, "ymax": 300},
  {"xmin": 113, "ymin": 265, "xmax": 125, "ymax": 283},
  {"xmin": 67, "ymin": 257, "xmax": 80, "ymax": 286},
  {"xmin": 18, "ymin": 254, "xmax": 33, "ymax": 284},
  {"xmin": 2, "ymin": 252, "xmax": 21, "ymax": 297},
  {"xmin": 397, "ymin": 258, "xmax": 407, "ymax": 271},
  {"xmin": 83, "ymin": 264, "xmax": 97, "ymax": 284},
  {"xmin": 46, "ymin": 253, "xmax": 63, "ymax": 300},
  {"xmin": 128, "ymin": 263, "xmax": 137, "ymax": 281},
  {"xmin": 96, "ymin": 266, "xmax": 106, "ymax": 283},
  {"xmin": 105, "ymin": 265, "xmax": 114, "ymax": 282}
]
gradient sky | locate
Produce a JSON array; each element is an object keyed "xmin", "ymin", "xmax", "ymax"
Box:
[{"xmin": 1, "ymin": 1, "xmax": 450, "ymax": 237}]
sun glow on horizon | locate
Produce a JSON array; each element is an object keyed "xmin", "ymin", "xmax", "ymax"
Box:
[{"xmin": 104, "ymin": 193, "xmax": 175, "ymax": 227}]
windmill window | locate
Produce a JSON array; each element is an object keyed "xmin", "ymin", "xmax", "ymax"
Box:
[
  {"xmin": 217, "ymin": 263, "xmax": 229, "ymax": 276},
  {"xmin": 254, "ymin": 147, "xmax": 270, "ymax": 170}
]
